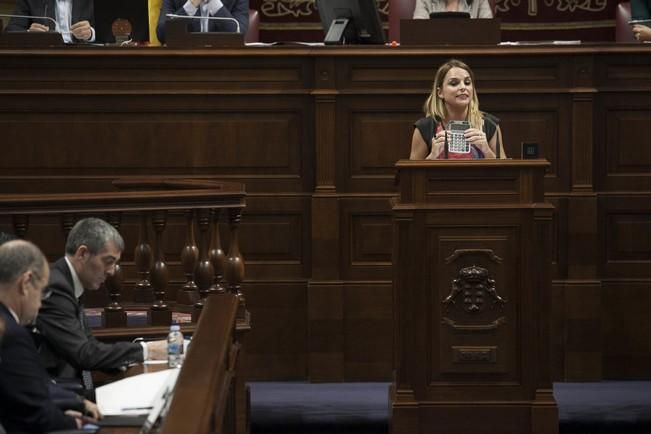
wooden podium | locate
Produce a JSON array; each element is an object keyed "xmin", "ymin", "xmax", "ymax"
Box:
[{"xmin": 391, "ymin": 160, "xmax": 558, "ymax": 434}]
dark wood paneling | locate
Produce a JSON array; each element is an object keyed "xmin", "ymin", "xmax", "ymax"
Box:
[
  {"xmin": 242, "ymin": 281, "xmax": 307, "ymax": 380},
  {"xmin": 596, "ymin": 93, "xmax": 651, "ymax": 192},
  {"xmin": 239, "ymin": 195, "xmax": 311, "ymax": 280},
  {"xmin": 344, "ymin": 283, "xmax": 393, "ymax": 380},
  {"xmin": 600, "ymin": 195, "xmax": 651, "ymax": 278},
  {"xmin": 2, "ymin": 46, "xmax": 651, "ymax": 381},
  {"xmin": 337, "ymin": 96, "xmax": 417, "ymax": 193},
  {"xmin": 603, "ymin": 281, "xmax": 651, "ymax": 379},
  {"xmin": 340, "ymin": 197, "xmax": 393, "ymax": 281}
]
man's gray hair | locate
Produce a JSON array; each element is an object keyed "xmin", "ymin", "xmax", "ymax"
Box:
[
  {"xmin": 65, "ymin": 218, "xmax": 125, "ymax": 256},
  {"xmin": 0, "ymin": 240, "xmax": 47, "ymax": 285}
]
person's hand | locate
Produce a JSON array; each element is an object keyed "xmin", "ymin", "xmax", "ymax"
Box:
[
  {"xmin": 83, "ymin": 399, "xmax": 102, "ymax": 420},
  {"xmin": 426, "ymin": 130, "xmax": 447, "ymax": 159},
  {"xmin": 64, "ymin": 409, "xmax": 98, "ymax": 428},
  {"xmin": 632, "ymin": 24, "xmax": 651, "ymax": 42},
  {"xmin": 146, "ymin": 340, "xmax": 168, "ymax": 360},
  {"xmin": 70, "ymin": 20, "xmax": 92, "ymax": 41},
  {"xmin": 28, "ymin": 23, "xmax": 49, "ymax": 32},
  {"xmin": 464, "ymin": 128, "xmax": 495, "ymax": 158}
]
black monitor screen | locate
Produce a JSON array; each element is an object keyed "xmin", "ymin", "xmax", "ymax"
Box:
[
  {"xmin": 94, "ymin": 0, "xmax": 149, "ymax": 44},
  {"xmin": 316, "ymin": 0, "xmax": 385, "ymax": 45}
]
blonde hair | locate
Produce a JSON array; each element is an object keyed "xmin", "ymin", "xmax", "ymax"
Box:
[{"xmin": 423, "ymin": 59, "xmax": 483, "ymax": 130}]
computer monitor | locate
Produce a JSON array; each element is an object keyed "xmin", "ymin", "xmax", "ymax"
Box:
[
  {"xmin": 94, "ymin": 0, "xmax": 149, "ymax": 44},
  {"xmin": 316, "ymin": 0, "xmax": 386, "ymax": 45}
]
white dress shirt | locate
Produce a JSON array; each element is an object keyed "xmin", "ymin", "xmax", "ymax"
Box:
[
  {"xmin": 54, "ymin": 0, "xmax": 95, "ymax": 43},
  {"xmin": 183, "ymin": 0, "xmax": 224, "ymax": 32}
]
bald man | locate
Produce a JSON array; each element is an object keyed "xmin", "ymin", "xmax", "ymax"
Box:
[{"xmin": 0, "ymin": 240, "xmax": 92, "ymax": 432}]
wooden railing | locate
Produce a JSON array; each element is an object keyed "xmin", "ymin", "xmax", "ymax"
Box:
[{"xmin": 0, "ymin": 179, "xmax": 247, "ymax": 327}]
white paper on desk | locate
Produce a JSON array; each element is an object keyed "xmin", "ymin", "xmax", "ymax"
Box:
[{"xmin": 96, "ymin": 369, "xmax": 178, "ymax": 416}]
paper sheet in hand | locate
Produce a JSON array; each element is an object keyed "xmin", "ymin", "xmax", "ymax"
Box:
[{"xmin": 96, "ymin": 368, "xmax": 177, "ymax": 416}]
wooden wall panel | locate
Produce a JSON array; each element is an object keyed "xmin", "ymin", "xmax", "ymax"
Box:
[
  {"xmin": 344, "ymin": 283, "xmax": 393, "ymax": 380},
  {"xmin": 2, "ymin": 46, "xmax": 651, "ymax": 381},
  {"xmin": 340, "ymin": 198, "xmax": 393, "ymax": 281},
  {"xmin": 242, "ymin": 281, "xmax": 308, "ymax": 380},
  {"xmin": 0, "ymin": 96, "xmax": 313, "ymax": 193},
  {"xmin": 337, "ymin": 96, "xmax": 417, "ymax": 193},
  {"xmin": 600, "ymin": 195, "xmax": 651, "ymax": 278},
  {"xmin": 239, "ymin": 195, "xmax": 311, "ymax": 280},
  {"xmin": 602, "ymin": 281, "xmax": 651, "ymax": 379},
  {"xmin": 595, "ymin": 92, "xmax": 651, "ymax": 191}
]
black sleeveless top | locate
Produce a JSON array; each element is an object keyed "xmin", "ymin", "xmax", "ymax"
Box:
[{"xmin": 414, "ymin": 112, "xmax": 500, "ymax": 155}]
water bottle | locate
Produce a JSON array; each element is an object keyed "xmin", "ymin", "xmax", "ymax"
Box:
[{"xmin": 167, "ymin": 324, "xmax": 184, "ymax": 368}]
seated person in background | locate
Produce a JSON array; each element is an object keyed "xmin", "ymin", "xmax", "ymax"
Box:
[
  {"xmin": 156, "ymin": 0, "xmax": 249, "ymax": 44},
  {"xmin": 36, "ymin": 217, "xmax": 167, "ymax": 381},
  {"xmin": 0, "ymin": 240, "xmax": 96, "ymax": 432},
  {"xmin": 4, "ymin": 0, "xmax": 95, "ymax": 43},
  {"xmin": 631, "ymin": 0, "xmax": 651, "ymax": 41},
  {"xmin": 410, "ymin": 59, "xmax": 506, "ymax": 160},
  {"xmin": 413, "ymin": 0, "xmax": 493, "ymax": 19}
]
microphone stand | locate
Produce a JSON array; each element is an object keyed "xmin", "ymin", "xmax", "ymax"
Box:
[
  {"xmin": 165, "ymin": 13, "xmax": 241, "ymax": 34},
  {"xmin": 0, "ymin": 13, "xmax": 58, "ymax": 31}
]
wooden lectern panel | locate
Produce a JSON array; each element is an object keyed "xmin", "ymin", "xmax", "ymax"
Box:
[{"xmin": 391, "ymin": 160, "xmax": 557, "ymax": 434}]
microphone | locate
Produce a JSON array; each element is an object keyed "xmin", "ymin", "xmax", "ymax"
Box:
[
  {"xmin": 165, "ymin": 13, "xmax": 241, "ymax": 34},
  {"xmin": 0, "ymin": 13, "xmax": 59, "ymax": 31}
]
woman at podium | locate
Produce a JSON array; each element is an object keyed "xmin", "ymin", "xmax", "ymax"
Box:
[
  {"xmin": 409, "ymin": 59, "xmax": 506, "ymax": 160},
  {"xmin": 413, "ymin": 0, "xmax": 493, "ymax": 19}
]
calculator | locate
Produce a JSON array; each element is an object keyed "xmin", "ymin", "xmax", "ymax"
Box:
[{"xmin": 447, "ymin": 120, "xmax": 470, "ymax": 153}]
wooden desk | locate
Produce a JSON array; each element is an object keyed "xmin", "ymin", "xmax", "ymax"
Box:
[
  {"xmin": 98, "ymin": 294, "xmax": 243, "ymax": 434},
  {"xmin": 2, "ymin": 45, "xmax": 651, "ymax": 382}
]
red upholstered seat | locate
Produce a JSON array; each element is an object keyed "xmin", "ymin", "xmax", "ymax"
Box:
[
  {"xmin": 616, "ymin": 2, "xmax": 636, "ymax": 42},
  {"xmin": 388, "ymin": 0, "xmax": 497, "ymax": 42},
  {"xmin": 246, "ymin": 9, "xmax": 260, "ymax": 43}
]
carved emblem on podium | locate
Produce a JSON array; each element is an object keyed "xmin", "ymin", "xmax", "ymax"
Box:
[{"xmin": 442, "ymin": 265, "xmax": 508, "ymax": 331}]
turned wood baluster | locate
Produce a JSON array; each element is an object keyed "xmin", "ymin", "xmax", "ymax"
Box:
[
  {"xmin": 192, "ymin": 208, "xmax": 215, "ymax": 322},
  {"xmin": 225, "ymin": 208, "xmax": 246, "ymax": 320},
  {"xmin": 133, "ymin": 213, "xmax": 154, "ymax": 303},
  {"xmin": 149, "ymin": 210, "xmax": 171, "ymax": 326},
  {"xmin": 103, "ymin": 213, "xmax": 127, "ymax": 328},
  {"xmin": 12, "ymin": 215, "xmax": 29, "ymax": 239},
  {"xmin": 177, "ymin": 209, "xmax": 199, "ymax": 306},
  {"xmin": 208, "ymin": 209, "xmax": 226, "ymax": 295}
]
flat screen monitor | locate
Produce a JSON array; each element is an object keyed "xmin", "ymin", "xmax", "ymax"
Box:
[
  {"xmin": 316, "ymin": 0, "xmax": 386, "ymax": 45},
  {"xmin": 94, "ymin": 0, "xmax": 149, "ymax": 44}
]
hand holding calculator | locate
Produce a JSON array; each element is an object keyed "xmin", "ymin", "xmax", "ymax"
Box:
[{"xmin": 447, "ymin": 120, "xmax": 471, "ymax": 153}]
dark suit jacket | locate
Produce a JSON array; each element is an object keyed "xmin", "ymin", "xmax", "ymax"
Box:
[
  {"xmin": 0, "ymin": 303, "xmax": 77, "ymax": 433},
  {"xmin": 156, "ymin": 0, "xmax": 249, "ymax": 43},
  {"xmin": 36, "ymin": 257, "xmax": 143, "ymax": 379},
  {"xmin": 5, "ymin": 0, "xmax": 93, "ymax": 34}
]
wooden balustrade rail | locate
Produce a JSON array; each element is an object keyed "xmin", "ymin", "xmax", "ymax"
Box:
[{"xmin": 0, "ymin": 179, "xmax": 247, "ymax": 327}]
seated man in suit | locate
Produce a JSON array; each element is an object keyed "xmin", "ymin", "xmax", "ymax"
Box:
[
  {"xmin": 5, "ymin": 0, "xmax": 95, "ymax": 43},
  {"xmin": 36, "ymin": 217, "xmax": 167, "ymax": 382},
  {"xmin": 156, "ymin": 0, "xmax": 249, "ymax": 43},
  {"xmin": 0, "ymin": 239, "xmax": 94, "ymax": 432}
]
